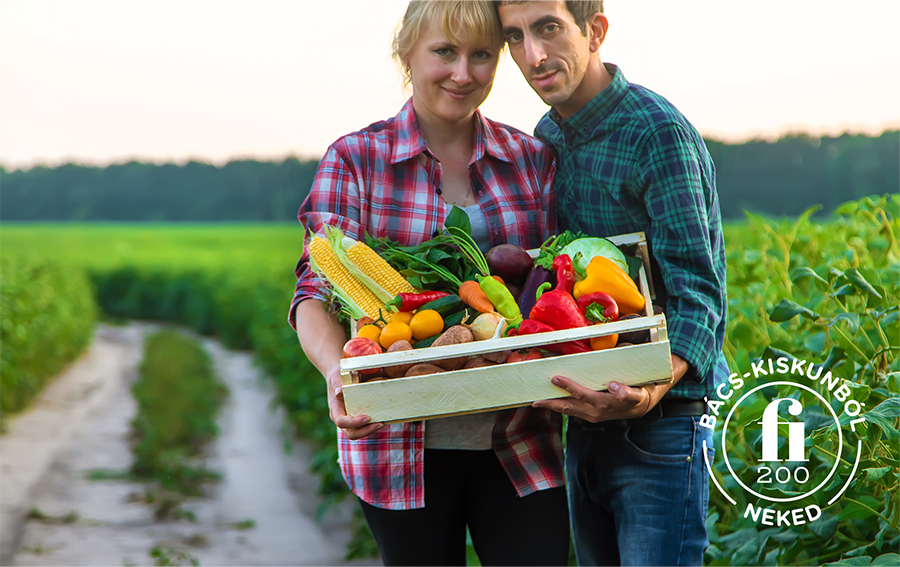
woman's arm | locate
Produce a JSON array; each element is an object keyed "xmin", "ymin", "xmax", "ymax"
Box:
[{"xmin": 294, "ymin": 299, "xmax": 383, "ymax": 439}]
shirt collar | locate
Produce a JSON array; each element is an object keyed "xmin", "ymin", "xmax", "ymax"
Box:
[
  {"xmin": 550, "ymin": 63, "xmax": 628, "ymax": 134},
  {"xmin": 390, "ymin": 97, "xmax": 514, "ymax": 165}
]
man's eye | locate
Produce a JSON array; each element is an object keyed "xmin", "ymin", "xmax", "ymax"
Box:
[
  {"xmin": 542, "ymin": 23, "xmax": 559, "ymax": 34},
  {"xmin": 506, "ymin": 32, "xmax": 523, "ymax": 44}
]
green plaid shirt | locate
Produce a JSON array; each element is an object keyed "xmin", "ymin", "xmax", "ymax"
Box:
[{"xmin": 536, "ymin": 63, "xmax": 728, "ymax": 401}]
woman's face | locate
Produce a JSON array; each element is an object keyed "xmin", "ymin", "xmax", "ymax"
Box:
[{"xmin": 406, "ymin": 21, "xmax": 501, "ymax": 125}]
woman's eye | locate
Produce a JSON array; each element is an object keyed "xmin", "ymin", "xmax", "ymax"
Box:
[
  {"xmin": 434, "ymin": 48, "xmax": 452, "ymax": 57},
  {"xmin": 473, "ymin": 50, "xmax": 493, "ymax": 60}
]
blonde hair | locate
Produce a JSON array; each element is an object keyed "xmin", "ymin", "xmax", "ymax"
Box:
[{"xmin": 392, "ymin": 1, "xmax": 504, "ymax": 87}]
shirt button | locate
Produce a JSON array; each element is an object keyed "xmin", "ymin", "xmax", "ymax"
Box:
[
  {"xmin": 567, "ymin": 146, "xmax": 574, "ymax": 153},
  {"xmin": 565, "ymin": 195, "xmax": 574, "ymax": 204},
  {"xmin": 581, "ymin": 126, "xmax": 589, "ymax": 134}
]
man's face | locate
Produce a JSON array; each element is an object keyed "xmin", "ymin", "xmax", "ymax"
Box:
[{"xmin": 498, "ymin": 1, "xmax": 595, "ymax": 115}]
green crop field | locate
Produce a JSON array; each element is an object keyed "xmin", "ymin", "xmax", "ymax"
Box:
[{"xmin": 1, "ymin": 194, "xmax": 897, "ymax": 565}]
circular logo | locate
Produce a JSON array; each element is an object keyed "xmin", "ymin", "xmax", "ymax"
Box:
[{"xmin": 700, "ymin": 354, "xmax": 866, "ymax": 526}]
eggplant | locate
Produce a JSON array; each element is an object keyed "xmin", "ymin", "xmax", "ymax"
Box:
[
  {"xmin": 486, "ymin": 244, "xmax": 533, "ymax": 286},
  {"xmin": 517, "ymin": 266, "xmax": 556, "ymax": 319},
  {"xmin": 617, "ymin": 314, "xmax": 650, "ymax": 344},
  {"xmin": 507, "ymin": 283, "xmax": 523, "ymax": 303}
]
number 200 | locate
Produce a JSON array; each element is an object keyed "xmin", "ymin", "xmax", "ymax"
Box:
[{"xmin": 757, "ymin": 466, "xmax": 810, "ymax": 484}]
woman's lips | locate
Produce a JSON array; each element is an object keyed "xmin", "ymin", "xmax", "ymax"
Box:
[
  {"xmin": 443, "ymin": 88, "xmax": 473, "ymax": 100},
  {"xmin": 532, "ymin": 70, "xmax": 559, "ymax": 88}
]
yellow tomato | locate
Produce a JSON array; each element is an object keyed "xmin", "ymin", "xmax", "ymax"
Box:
[
  {"xmin": 379, "ymin": 321, "xmax": 413, "ymax": 349},
  {"xmin": 357, "ymin": 324, "xmax": 382, "ymax": 343},
  {"xmin": 391, "ymin": 311, "xmax": 414, "ymax": 325},
  {"xmin": 409, "ymin": 309, "xmax": 444, "ymax": 340}
]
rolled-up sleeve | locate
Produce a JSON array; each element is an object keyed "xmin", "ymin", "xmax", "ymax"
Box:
[
  {"xmin": 637, "ymin": 124, "xmax": 726, "ymax": 382},
  {"xmin": 289, "ymin": 144, "xmax": 364, "ymax": 330}
]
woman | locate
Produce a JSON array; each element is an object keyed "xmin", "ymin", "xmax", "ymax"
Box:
[{"xmin": 289, "ymin": 2, "xmax": 568, "ymax": 565}]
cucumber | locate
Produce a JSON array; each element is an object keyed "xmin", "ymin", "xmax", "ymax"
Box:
[
  {"xmin": 413, "ymin": 333, "xmax": 441, "ymax": 349},
  {"xmin": 442, "ymin": 308, "xmax": 473, "ymax": 331},
  {"xmin": 419, "ymin": 294, "xmax": 464, "ymax": 317}
]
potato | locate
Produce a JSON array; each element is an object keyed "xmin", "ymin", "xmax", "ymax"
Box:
[
  {"xmin": 483, "ymin": 349, "xmax": 511, "ymax": 364},
  {"xmin": 462, "ymin": 356, "xmax": 496, "ymax": 369},
  {"xmin": 432, "ymin": 325, "xmax": 474, "ymax": 346},
  {"xmin": 405, "ymin": 363, "xmax": 445, "ymax": 377},
  {"xmin": 432, "ymin": 325, "xmax": 474, "ymax": 370},
  {"xmin": 384, "ymin": 340, "xmax": 415, "ymax": 378}
]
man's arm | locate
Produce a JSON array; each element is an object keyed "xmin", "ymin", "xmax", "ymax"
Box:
[
  {"xmin": 533, "ymin": 124, "xmax": 725, "ymax": 422},
  {"xmin": 532, "ymin": 354, "xmax": 688, "ymax": 422}
]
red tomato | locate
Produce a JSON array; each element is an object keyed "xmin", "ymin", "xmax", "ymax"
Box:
[
  {"xmin": 342, "ymin": 337, "xmax": 383, "ymax": 376},
  {"xmin": 507, "ymin": 348, "xmax": 542, "ymax": 363}
]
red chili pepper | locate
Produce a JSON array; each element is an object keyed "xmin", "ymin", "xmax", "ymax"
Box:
[
  {"xmin": 552, "ymin": 254, "xmax": 577, "ymax": 295},
  {"xmin": 529, "ymin": 282, "xmax": 588, "ymax": 331},
  {"xmin": 576, "ymin": 292, "xmax": 619, "ymax": 324},
  {"xmin": 386, "ymin": 291, "xmax": 449, "ymax": 312},
  {"xmin": 509, "ymin": 318, "xmax": 591, "ymax": 354}
]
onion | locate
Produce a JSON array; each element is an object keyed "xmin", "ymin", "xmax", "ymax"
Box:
[{"xmin": 468, "ymin": 312, "xmax": 507, "ymax": 341}]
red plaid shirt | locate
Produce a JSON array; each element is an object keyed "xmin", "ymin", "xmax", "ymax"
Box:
[{"xmin": 290, "ymin": 98, "xmax": 563, "ymax": 510}]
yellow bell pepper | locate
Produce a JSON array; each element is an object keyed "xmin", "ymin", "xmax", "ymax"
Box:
[{"xmin": 573, "ymin": 256, "xmax": 646, "ymax": 315}]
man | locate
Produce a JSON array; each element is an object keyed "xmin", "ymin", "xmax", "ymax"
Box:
[{"xmin": 496, "ymin": 1, "xmax": 728, "ymax": 565}]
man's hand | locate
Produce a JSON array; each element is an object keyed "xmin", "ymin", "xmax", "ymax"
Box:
[
  {"xmin": 532, "ymin": 354, "xmax": 690, "ymax": 423},
  {"xmin": 325, "ymin": 369, "xmax": 384, "ymax": 439}
]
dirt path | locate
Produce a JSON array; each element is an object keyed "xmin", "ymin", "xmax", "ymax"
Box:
[{"xmin": 3, "ymin": 323, "xmax": 378, "ymax": 566}]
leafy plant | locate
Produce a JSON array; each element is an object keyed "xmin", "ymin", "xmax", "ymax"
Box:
[{"xmin": 708, "ymin": 194, "xmax": 899, "ymax": 566}]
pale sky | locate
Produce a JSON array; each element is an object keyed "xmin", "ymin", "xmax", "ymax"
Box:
[{"xmin": 2, "ymin": 0, "xmax": 898, "ymax": 170}]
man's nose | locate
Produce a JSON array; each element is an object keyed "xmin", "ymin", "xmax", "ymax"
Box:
[
  {"xmin": 451, "ymin": 56, "xmax": 473, "ymax": 84},
  {"xmin": 524, "ymin": 35, "xmax": 547, "ymax": 68}
]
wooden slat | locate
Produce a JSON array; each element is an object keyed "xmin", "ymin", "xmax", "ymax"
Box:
[
  {"xmin": 343, "ymin": 340, "xmax": 673, "ymax": 423},
  {"xmin": 340, "ymin": 314, "xmax": 666, "ymax": 375}
]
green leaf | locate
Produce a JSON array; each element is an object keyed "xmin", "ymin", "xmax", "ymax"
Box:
[
  {"xmin": 443, "ymin": 205, "xmax": 472, "ymax": 236},
  {"xmin": 844, "ymin": 268, "xmax": 883, "ymax": 299},
  {"xmin": 833, "ymin": 284, "xmax": 857, "ymax": 297},
  {"xmin": 824, "ymin": 557, "xmax": 873, "ymax": 566},
  {"xmin": 872, "ymin": 553, "xmax": 900, "ymax": 566},
  {"xmin": 791, "ymin": 266, "xmax": 830, "ymax": 288},
  {"xmin": 862, "ymin": 466, "xmax": 893, "ymax": 481},
  {"xmin": 823, "ymin": 347, "xmax": 846, "ymax": 371},
  {"xmin": 864, "ymin": 398, "xmax": 900, "ymax": 442},
  {"xmin": 770, "ymin": 299, "xmax": 820, "ymax": 322},
  {"xmin": 834, "ymin": 200, "xmax": 861, "ymax": 216},
  {"xmin": 870, "ymin": 397, "xmax": 900, "ymax": 419},
  {"xmin": 829, "ymin": 312, "xmax": 861, "ymax": 335}
]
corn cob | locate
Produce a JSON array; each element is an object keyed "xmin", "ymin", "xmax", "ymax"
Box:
[
  {"xmin": 326, "ymin": 225, "xmax": 418, "ymax": 303},
  {"xmin": 308, "ymin": 233, "xmax": 391, "ymax": 322}
]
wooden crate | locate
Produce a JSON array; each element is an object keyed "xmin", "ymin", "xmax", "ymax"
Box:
[{"xmin": 340, "ymin": 232, "xmax": 672, "ymax": 424}]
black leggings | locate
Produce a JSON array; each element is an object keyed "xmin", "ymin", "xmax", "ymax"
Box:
[{"xmin": 359, "ymin": 449, "xmax": 570, "ymax": 566}]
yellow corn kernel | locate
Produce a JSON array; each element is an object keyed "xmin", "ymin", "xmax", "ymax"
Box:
[
  {"xmin": 309, "ymin": 236, "xmax": 390, "ymax": 321},
  {"xmin": 346, "ymin": 241, "xmax": 418, "ymax": 297}
]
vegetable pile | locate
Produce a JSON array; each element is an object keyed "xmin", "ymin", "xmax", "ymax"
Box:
[{"xmin": 315, "ymin": 207, "xmax": 652, "ymax": 381}]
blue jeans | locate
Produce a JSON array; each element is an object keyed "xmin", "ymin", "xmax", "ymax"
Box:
[{"xmin": 566, "ymin": 416, "xmax": 714, "ymax": 566}]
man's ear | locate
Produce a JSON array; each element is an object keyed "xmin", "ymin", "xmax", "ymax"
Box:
[{"xmin": 588, "ymin": 13, "xmax": 609, "ymax": 52}]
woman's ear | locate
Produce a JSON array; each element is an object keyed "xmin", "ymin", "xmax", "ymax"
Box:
[{"xmin": 588, "ymin": 13, "xmax": 609, "ymax": 53}]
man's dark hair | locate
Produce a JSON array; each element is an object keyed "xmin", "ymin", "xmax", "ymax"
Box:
[{"xmin": 496, "ymin": 1, "xmax": 604, "ymax": 36}]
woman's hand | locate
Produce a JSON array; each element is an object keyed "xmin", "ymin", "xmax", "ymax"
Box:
[
  {"xmin": 325, "ymin": 367, "xmax": 384, "ymax": 439},
  {"xmin": 295, "ymin": 299, "xmax": 385, "ymax": 440}
]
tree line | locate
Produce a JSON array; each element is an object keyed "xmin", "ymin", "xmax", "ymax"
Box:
[{"xmin": 1, "ymin": 131, "xmax": 896, "ymax": 222}]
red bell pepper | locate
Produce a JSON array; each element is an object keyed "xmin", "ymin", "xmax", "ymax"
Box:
[
  {"xmin": 529, "ymin": 281, "xmax": 588, "ymax": 330},
  {"xmin": 386, "ymin": 291, "xmax": 449, "ymax": 312},
  {"xmin": 576, "ymin": 292, "xmax": 619, "ymax": 324},
  {"xmin": 507, "ymin": 319, "xmax": 591, "ymax": 354},
  {"xmin": 552, "ymin": 254, "xmax": 577, "ymax": 295}
]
